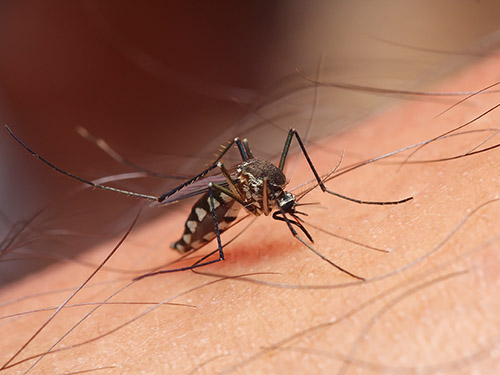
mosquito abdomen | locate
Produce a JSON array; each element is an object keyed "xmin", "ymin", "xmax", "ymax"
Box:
[{"xmin": 171, "ymin": 190, "xmax": 240, "ymax": 253}]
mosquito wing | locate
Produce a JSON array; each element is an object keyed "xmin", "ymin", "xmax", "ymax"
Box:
[{"xmin": 154, "ymin": 174, "xmax": 231, "ymax": 206}]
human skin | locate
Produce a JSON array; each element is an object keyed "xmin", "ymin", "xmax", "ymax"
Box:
[{"xmin": 2, "ymin": 54, "xmax": 500, "ymax": 374}]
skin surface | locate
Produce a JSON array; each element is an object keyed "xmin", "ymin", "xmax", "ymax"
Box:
[{"xmin": 1, "ymin": 52, "xmax": 500, "ymax": 375}]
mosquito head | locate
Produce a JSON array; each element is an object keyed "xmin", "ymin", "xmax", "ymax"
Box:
[{"xmin": 278, "ymin": 191, "xmax": 297, "ymax": 214}]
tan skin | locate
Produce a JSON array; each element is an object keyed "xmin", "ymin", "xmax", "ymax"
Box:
[{"xmin": 2, "ymin": 54, "xmax": 500, "ymax": 374}]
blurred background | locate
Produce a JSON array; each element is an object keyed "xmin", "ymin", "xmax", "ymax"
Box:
[{"xmin": 1, "ymin": 0, "xmax": 500, "ymax": 284}]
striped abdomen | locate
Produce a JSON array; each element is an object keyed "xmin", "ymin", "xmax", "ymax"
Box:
[{"xmin": 171, "ymin": 191, "xmax": 241, "ymax": 253}]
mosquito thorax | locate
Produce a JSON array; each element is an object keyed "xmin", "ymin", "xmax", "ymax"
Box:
[{"xmin": 236, "ymin": 158, "xmax": 287, "ymax": 215}]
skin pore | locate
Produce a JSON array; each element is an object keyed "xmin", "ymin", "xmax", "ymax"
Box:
[{"xmin": 2, "ymin": 51, "xmax": 500, "ymax": 375}]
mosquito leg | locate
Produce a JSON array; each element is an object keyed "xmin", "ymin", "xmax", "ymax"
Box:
[
  {"xmin": 158, "ymin": 138, "xmax": 250, "ymax": 202},
  {"xmin": 281, "ymin": 128, "xmax": 413, "ymax": 205},
  {"xmin": 133, "ymin": 254, "xmax": 223, "ymax": 280},
  {"xmin": 135, "ymin": 186, "xmax": 227, "ymax": 280},
  {"xmin": 5, "ymin": 125, "xmax": 160, "ymax": 201},
  {"xmin": 242, "ymin": 138, "xmax": 254, "ymax": 159},
  {"xmin": 215, "ymin": 162, "xmax": 247, "ymax": 203},
  {"xmin": 262, "ymin": 177, "xmax": 270, "ymax": 215},
  {"xmin": 159, "ymin": 136, "xmax": 257, "ymax": 202},
  {"xmin": 278, "ymin": 128, "xmax": 295, "ymax": 171},
  {"xmin": 5, "ymin": 125, "xmax": 254, "ymax": 204},
  {"xmin": 234, "ymin": 137, "xmax": 251, "ymax": 160}
]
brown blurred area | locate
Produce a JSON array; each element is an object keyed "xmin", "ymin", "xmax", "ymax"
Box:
[
  {"xmin": 0, "ymin": 1, "xmax": 282, "ymax": 217},
  {"xmin": 1, "ymin": 1, "xmax": 500, "ymax": 284}
]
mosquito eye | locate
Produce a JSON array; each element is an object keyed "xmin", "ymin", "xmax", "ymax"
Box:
[{"xmin": 279, "ymin": 193, "xmax": 296, "ymax": 212}]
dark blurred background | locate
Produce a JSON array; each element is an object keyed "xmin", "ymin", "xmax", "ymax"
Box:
[{"xmin": 1, "ymin": 0, "xmax": 500, "ymax": 284}]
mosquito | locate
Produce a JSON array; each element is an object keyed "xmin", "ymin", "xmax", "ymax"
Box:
[{"xmin": 5, "ymin": 126, "xmax": 412, "ymax": 280}]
